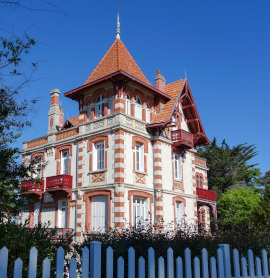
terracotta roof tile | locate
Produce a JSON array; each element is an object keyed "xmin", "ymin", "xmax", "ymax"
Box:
[
  {"xmin": 152, "ymin": 79, "xmax": 184, "ymax": 124},
  {"xmin": 84, "ymin": 39, "xmax": 151, "ymax": 85},
  {"xmin": 69, "ymin": 115, "xmax": 80, "ymax": 126}
]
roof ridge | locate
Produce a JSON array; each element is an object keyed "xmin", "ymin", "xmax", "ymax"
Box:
[{"xmin": 165, "ymin": 79, "xmax": 184, "ymax": 87}]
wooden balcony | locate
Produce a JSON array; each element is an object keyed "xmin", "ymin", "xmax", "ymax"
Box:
[
  {"xmin": 196, "ymin": 188, "xmax": 216, "ymax": 202},
  {"xmin": 171, "ymin": 129, "xmax": 193, "ymax": 149},
  {"xmin": 21, "ymin": 180, "xmax": 44, "ymax": 195},
  {"xmin": 46, "ymin": 175, "xmax": 72, "ymax": 193}
]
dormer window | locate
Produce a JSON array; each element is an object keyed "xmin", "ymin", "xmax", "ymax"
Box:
[
  {"xmin": 135, "ymin": 96, "xmax": 142, "ymax": 120},
  {"xmin": 125, "ymin": 94, "xmax": 131, "ymax": 116},
  {"xmin": 95, "ymin": 95, "xmax": 105, "ymax": 118}
]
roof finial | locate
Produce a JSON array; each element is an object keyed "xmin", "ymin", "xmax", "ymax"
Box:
[
  {"xmin": 185, "ymin": 68, "xmax": 187, "ymax": 79},
  {"xmin": 116, "ymin": 0, "xmax": 120, "ymax": 39}
]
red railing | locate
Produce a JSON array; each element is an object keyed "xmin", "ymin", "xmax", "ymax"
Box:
[
  {"xmin": 196, "ymin": 188, "xmax": 216, "ymax": 201},
  {"xmin": 46, "ymin": 175, "xmax": 72, "ymax": 189},
  {"xmin": 171, "ymin": 129, "xmax": 193, "ymax": 148},
  {"xmin": 21, "ymin": 180, "xmax": 44, "ymax": 192}
]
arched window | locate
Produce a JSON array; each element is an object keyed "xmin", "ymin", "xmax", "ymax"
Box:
[
  {"xmin": 125, "ymin": 94, "xmax": 131, "ymax": 115},
  {"xmin": 95, "ymin": 95, "xmax": 105, "ymax": 118},
  {"xmin": 135, "ymin": 96, "xmax": 142, "ymax": 120},
  {"xmin": 87, "ymin": 103, "xmax": 91, "ymax": 120},
  {"xmin": 145, "ymin": 104, "xmax": 150, "ymax": 123},
  {"xmin": 108, "ymin": 95, "xmax": 114, "ymax": 115}
]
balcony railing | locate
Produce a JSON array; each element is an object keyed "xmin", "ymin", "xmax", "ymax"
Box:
[
  {"xmin": 46, "ymin": 175, "xmax": 72, "ymax": 190},
  {"xmin": 171, "ymin": 129, "xmax": 193, "ymax": 148},
  {"xmin": 196, "ymin": 188, "xmax": 216, "ymax": 201},
  {"xmin": 21, "ymin": 180, "xmax": 44, "ymax": 193}
]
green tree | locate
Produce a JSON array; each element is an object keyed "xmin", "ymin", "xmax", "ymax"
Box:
[
  {"xmin": 217, "ymin": 186, "xmax": 261, "ymax": 226},
  {"xmin": 197, "ymin": 138, "xmax": 261, "ymax": 197}
]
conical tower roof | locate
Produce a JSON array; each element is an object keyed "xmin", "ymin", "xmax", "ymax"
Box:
[{"xmin": 84, "ymin": 39, "xmax": 151, "ymax": 85}]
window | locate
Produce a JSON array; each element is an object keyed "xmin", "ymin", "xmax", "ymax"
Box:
[
  {"xmin": 175, "ymin": 201, "xmax": 184, "ymax": 230},
  {"xmin": 172, "ymin": 114, "xmax": 177, "ymax": 131},
  {"xmin": 108, "ymin": 95, "xmax": 114, "ymax": 115},
  {"xmin": 133, "ymin": 197, "xmax": 148, "ymax": 229},
  {"xmin": 135, "ymin": 96, "xmax": 142, "ymax": 120},
  {"xmin": 135, "ymin": 143, "xmax": 144, "ymax": 172},
  {"xmin": 145, "ymin": 104, "xmax": 150, "ymax": 123},
  {"xmin": 58, "ymin": 200, "xmax": 68, "ymax": 228},
  {"xmin": 95, "ymin": 95, "xmax": 105, "ymax": 118},
  {"xmin": 87, "ymin": 104, "xmax": 91, "ymax": 120},
  {"xmin": 61, "ymin": 150, "xmax": 69, "ymax": 175},
  {"xmin": 174, "ymin": 153, "xmax": 181, "ymax": 180},
  {"xmin": 125, "ymin": 94, "xmax": 131, "ymax": 115},
  {"xmin": 33, "ymin": 156, "xmax": 42, "ymax": 179},
  {"xmin": 93, "ymin": 142, "xmax": 105, "ymax": 170},
  {"xmin": 33, "ymin": 202, "xmax": 40, "ymax": 226},
  {"xmin": 91, "ymin": 195, "xmax": 108, "ymax": 232},
  {"xmin": 200, "ymin": 175, "xmax": 203, "ymax": 188}
]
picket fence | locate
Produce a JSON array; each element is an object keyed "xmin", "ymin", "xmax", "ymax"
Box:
[{"xmin": 0, "ymin": 242, "xmax": 269, "ymax": 278}]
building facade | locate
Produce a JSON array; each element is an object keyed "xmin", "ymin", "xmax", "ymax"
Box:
[{"xmin": 20, "ymin": 38, "xmax": 217, "ymax": 238}]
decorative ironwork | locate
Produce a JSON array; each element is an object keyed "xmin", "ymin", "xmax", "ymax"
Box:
[
  {"xmin": 196, "ymin": 188, "xmax": 216, "ymax": 201},
  {"xmin": 46, "ymin": 175, "xmax": 72, "ymax": 189},
  {"xmin": 21, "ymin": 180, "xmax": 44, "ymax": 192}
]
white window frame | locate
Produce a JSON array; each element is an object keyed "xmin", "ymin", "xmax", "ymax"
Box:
[
  {"xmin": 95, "ymin": 95, "xmax": 105, "ymax": 118},
  {"xmin": 58, "ymin": 199, "xmax": 68, "ymax": 228},
  {"xmin": 108, "ymin": 95, "xmax": 114, "ymax": 115},
  {"xmin": 33, "ymin": 156, "xmax": 42, "ymax": 179},
  {"xmin": 145, "ymin": 104, "xmax": 150, "ymax": 123},
  {"xmin": 61, "ymin": 150, "xmax": 69, "ymax": 175},
  {"xmin": 175, "ymin": 201, "xmax": 184, "ymax": 230},
  {"xmin": 125, "ymin": 94, "xmax": 131, "ymax": 115},
  {"xmin": 135, "ymin": 143, "xmax": 144, "ymax": 172},
  {"xmin": 135, "ymin": 96, "xmax": 142, "ymax": 120},
  {"xmin": 93, "ymin": 141, "xmax": 105, "ymax": 171},
  {"xmin": 91, "ymin": 195, "xmax": 108, "ymax": 232},
  {"xmin": 174, "ymin": 153, "xmax": 181, "ymax": 180},
  {"xmin": 132, "ymin": 197, "xmax": 149, "ymax": 229}
]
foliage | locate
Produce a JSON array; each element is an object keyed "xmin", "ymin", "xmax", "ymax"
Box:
[
  {"xmin": 217, "ymin": 187, "xmax": 261, "ymax": 226},
  {"xmin": 197, "ymin": 138, "xmax": 261, "ymax": 197},
  {"xmin": 0, "ymin": 218, "xmax": 74, "ymax": 277}
]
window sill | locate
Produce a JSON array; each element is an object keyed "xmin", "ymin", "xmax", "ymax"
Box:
[
  {"xmin": 89, "ymin": 169, "xmax": 108, "ymax": 174},
  {"xmin": 133, "ymin": 170, "xmax": 148, "ymax": 176}
]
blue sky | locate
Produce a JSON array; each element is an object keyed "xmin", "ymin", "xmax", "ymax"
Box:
[{"xmin": 3, "ymin": 0, "xmax": 270, "ymax": 174}]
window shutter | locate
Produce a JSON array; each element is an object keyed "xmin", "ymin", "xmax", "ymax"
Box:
[
  {"xmin": 140, "ymin": 144, "xmax": 144, "ymax": 172},
  {"xmin": 91, "ymin": 196, "xmax": 108, "ymax": 232},
  {"xmin": 93, "ymin": 144, "xmax": 97, "ymax": 171}
]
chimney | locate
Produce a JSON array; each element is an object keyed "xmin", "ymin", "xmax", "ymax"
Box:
[
  {"xmin": 48, "ymin": 88, "xmax": 64, "ymax": 134},
  {"xmin": 155, "ymin": 70, "xmax": 166, "ymax": 92}
]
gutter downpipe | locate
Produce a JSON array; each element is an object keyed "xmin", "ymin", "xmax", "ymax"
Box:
[{"xmin": 74, "ymin": 141, "xmax": 79, "ymax": 242}]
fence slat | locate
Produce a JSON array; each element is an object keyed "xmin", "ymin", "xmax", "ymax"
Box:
[
  {"xmin": 117, "ymin": 256, "xmax": 124, "ymax": 278},
  {"xmin": 138, "ymin": 257, "xmax": 145, "ymax": 278},
  {"xmin": 82, "ymin": 246, "xmax": 89, "ymax": 278},
  {"xmin": 248, "ymin": 249, "xmax": 255, "ymax": 278},
  {"xmin": 148, "ymin": 247, "xmax": 155, "ymax": 278},
  {"xmin": 176, "ymin": 257, "xmax": 183, "ymax": 278},
  {"xmin": 202, "ymin": 249, "xmax": 209, "ymax": 278},
  {"xmin": 28, "ymin": 247, "xmax": 38, "ymax": 278},
  {"xmin": 42, "ymin": 257, "xmax": 51, "ymax": 278},
  {"xmin": 90, "ymin": 241, "xmax": 102, "ymax": 278},
  {"xmin": 167, "ymin": 248, "xmax": 174, "ymax": 278},
  {"xmin": 219, "ymin": 244, "xmax": 231, "ymax": 278},
  {"xmin": 0, "ymin": 247, "xmax": 8, "ymax": 278},
  {"xmin": 241, "ymin": 257, "xmax": 248, "ymax": 278},
  {"xmin": 217, "ymin": 249, "xmax": 224, "ymax": 278},
  {"xmin": 233, "ymin": 249, "xmax": 240, "ymax": 278},
  {"xmin": 106, "ymin": 246, "xmax": 113, "ymax": 278},
  {"xmin": 158, "ymin": 257, "xmax": 165, "ymax": 278},
  {"xmin": 255, "ymin": 257, "xmax": 262, "ymax": 278},
  {"xmin": 194, "ymin": 257, "xmax": 201, "ymax": 278},
  {"xmin": 69, "ymin": 257, "xmax": 77, "ymax": 278},
  {"xmin": 128, "ymin": 247, "xmax": 135, "ymax": 278},
  {"xmin": 13, "ymin": 258, "xmax": 23, "ymax": 278},
  {"xmin": 261, "ymin": 250, "xmax": 268, "ymax": 278},
  {"xmin": 185, "ymin": 248, "xmax": 192, "ymax": 278},
  {"xmin": 56, "ymin": 247, "xmax": 65, "ymax": 278},
  {"xmin": 210, "ymin": 257, "xmax": 217, "ymax": 278}
]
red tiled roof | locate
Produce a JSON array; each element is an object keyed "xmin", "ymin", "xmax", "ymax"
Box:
[
  {"xmin": 68, "ymin": 115, "xmax": 80, "ymax": 126},
  {"xmin": 84, "ymin": 39, "xmax": 151, "ymax": 85},
  {"xmin": 152, "ymin": 79, "xmax": 184, "ymax": 124}
]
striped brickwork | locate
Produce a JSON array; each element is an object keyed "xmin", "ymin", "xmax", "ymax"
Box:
[{"xmin": 191, "ymin": 152, "xmax": 198, "ymax": 221}]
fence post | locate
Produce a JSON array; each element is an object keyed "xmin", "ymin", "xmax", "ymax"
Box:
[
  {"xmin": 0, "ymin": 247, "xmax": 8, "ymax": 278},
  {"xmin": 28, "ymin": 247, "xmax": 38, "ymax": 278},
  {"xmin": 219, "ymin": 244, "xmax": 231, "ymax": 278},
  {"xmin": 90, "ymin": 241, "xmax": 102, "ymax": 278}
]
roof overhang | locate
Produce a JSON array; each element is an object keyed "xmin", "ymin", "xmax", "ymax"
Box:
[{"xmin": 64, "ymin": 70, "xmax": 172, "ymax": 101}]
